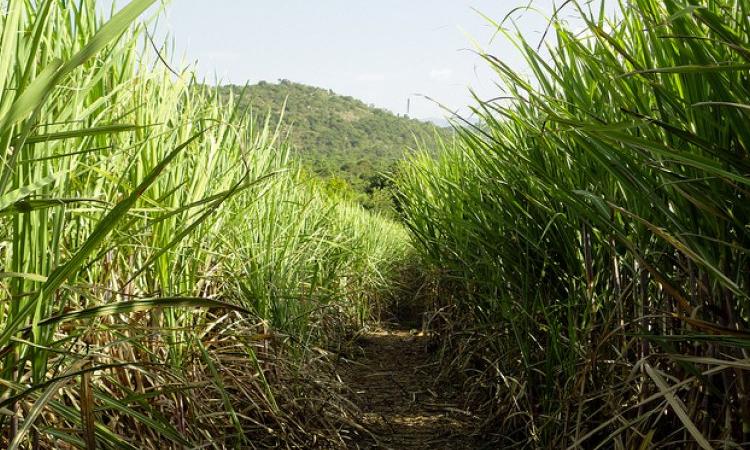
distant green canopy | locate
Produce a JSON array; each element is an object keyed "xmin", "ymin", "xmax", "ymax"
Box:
[{"xmin": 214, "ymin": 81, "xmax": 450, "ymax": 201}]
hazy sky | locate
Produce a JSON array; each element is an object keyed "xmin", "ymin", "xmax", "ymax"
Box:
[{"xmin": 141, "ymin": 1, "xmax": 592, "ymax": 121}]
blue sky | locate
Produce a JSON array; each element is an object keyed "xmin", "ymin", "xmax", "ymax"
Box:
[{"xmin": 139, "ymin": 1, "xmax": 593, "ymax": 121}]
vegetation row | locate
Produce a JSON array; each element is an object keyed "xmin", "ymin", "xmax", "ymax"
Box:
[
  {"xmin": 395, "ymin": 0, "xmax": 750, "ymax": 447},
  {"xmin": 0, "ymin": 1, "xmax": 410, "ymax": 447}
]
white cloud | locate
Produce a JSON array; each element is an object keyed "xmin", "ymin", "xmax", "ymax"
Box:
[
  {"xmin": 356, "ymin": 73, "xmax": 386, "ymax": 82},
  {"xmin": 429, "ymin": 68, "xmax": 453, "ymax": 82}
]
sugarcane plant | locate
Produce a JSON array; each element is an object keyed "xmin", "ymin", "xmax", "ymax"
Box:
[
  {"xmin": 396, "ymin": 0, "xmax": 750, "ymax": 448},
  {"xmin": 0, "ymin": 1, "xmax": 412, "ymax": 448}
]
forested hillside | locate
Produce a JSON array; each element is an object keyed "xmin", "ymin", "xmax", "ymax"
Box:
[{"xmin": 216, "ymin": 81, "xmax": 448, "ymax": 209}]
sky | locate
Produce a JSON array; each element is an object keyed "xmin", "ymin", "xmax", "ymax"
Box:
[{"xmin": 137, "ymin": 1, "xmax": 595, "ymax": 122}]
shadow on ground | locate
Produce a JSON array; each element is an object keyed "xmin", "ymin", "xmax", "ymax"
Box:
[{"xmin": 337, "ymin": 326, "xmax": 481, "ymax": 449}]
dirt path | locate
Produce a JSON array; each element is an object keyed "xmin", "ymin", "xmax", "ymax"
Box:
[{"xmin": 337, "ymin": 326, "xmax": 479, "ymax": 449}]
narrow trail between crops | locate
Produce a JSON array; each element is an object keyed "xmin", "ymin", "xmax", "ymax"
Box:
[{"xmin": 337, "ymin": 324, "xmax": 480, "ymax": 449}]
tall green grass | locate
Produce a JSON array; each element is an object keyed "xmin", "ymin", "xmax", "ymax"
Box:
[
  {"xmin": 397, "ymin": 0, "xmax": 749, "ymax": 448},
  {"xmin": 0, "ymin": 1, "xmax": 410, "ymax": 447}
]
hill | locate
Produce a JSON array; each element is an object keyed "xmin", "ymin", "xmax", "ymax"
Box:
[{"xmin": 215, "ymin": 81, "xmax": 448, "ymax": 210}]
